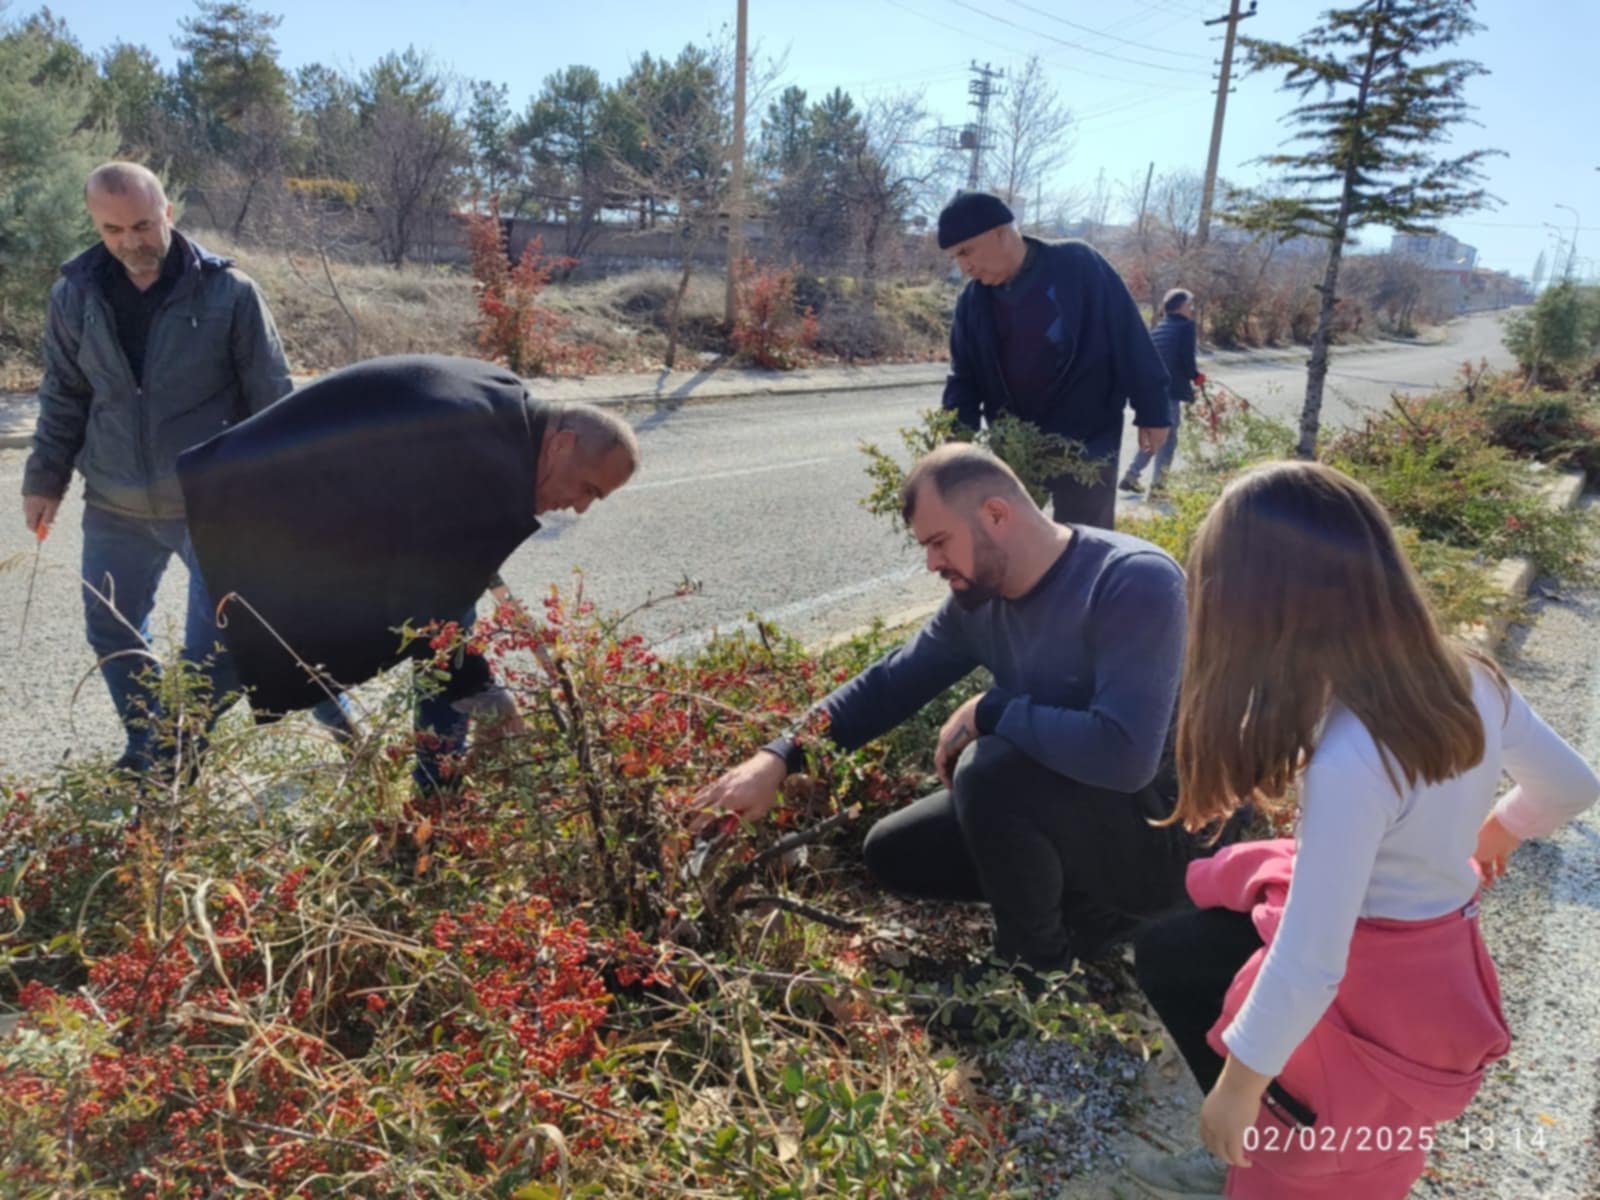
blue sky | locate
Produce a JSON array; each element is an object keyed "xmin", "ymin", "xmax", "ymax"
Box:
[{"xmin": 35, "ymin": 0, "xmax": 1600, "ymax": 276}]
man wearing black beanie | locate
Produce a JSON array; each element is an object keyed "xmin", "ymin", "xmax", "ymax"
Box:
[{"xmin": 936, "ymin": 191, "xmax": 1171, "ymax": 528}]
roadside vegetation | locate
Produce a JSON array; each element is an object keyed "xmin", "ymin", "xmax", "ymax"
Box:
[{"xmin": 3, "ymin": 320, "xmax": 1595, "ymax": 1197}]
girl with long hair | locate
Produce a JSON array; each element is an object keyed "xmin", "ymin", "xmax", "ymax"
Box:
[{"xmin": 1126, "ymin": 461, "xmax": 1598, "ymax": 1199}]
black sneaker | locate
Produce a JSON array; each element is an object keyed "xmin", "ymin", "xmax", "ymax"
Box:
[{"xmin": 1119, "ymin": 474, "xmax": 1144, "ymax": 494}]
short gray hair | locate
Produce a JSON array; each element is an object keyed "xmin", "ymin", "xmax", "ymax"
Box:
[
  {"xmin": 1162, "ymin": 287, "xmax": 1194, "ymax": 315},
  {"xmin": 549, "ymin": 402, "xmax": 640, "ymax": 470},
  {"xmin": 85, "ymin": 161, "xmax": 167, "ymax": 205}
]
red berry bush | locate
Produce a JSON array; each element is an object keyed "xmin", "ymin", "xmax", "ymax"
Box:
[{"xmin": 0, "ymin": 589, "xmax": 1134, "ymax": 1196}]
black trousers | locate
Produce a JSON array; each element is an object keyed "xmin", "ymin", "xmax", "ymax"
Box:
[
  {"xmin": 1133, "ymin": 906, "xmax": 1265, "ymax": 1092},
  {"xmin": 861, "ymin": 736, "xmax": 1199, "ymax": 969},
  {"xmin": 1048, "ymin": 454, "xmax": 1120, "ymax": 529}
]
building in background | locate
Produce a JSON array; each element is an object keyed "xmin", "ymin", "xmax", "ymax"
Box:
[{"xmin": 1391, "ymin": 231, "xmax": 1479, "ymax": 269}]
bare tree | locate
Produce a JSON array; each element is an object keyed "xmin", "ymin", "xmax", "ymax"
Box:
[
  {"xmin": 1082, "ymin": 168, "xmax": 1113, "ymax": 239},
  {"xmin": 606, "ymin": 43, "xmax": 733, "ymax": 368},
  {"xmin": 987, "ymin": 54, "xmax": 1072, "ymax": 216},
  {"xmin": 273, "ymin": 180, "xmax": 364, "ymax": 361},
  {"xmin": 352, "ymin": 49, "xmax": 467, "ymax": 268},
  {"xmin": 221, "ymin": 100, "xmax": 294, "ymax": 239},
  {"xmin": 845, "ymin": 92, "xmax": 946, "ymax": 308}
]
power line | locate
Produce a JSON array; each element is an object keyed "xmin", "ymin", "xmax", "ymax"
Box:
[
  {"xmin": 879, "ymin": 0, "xmax": 1212, "ymax": 91},
  {"xmin": 834, "ymin": 61, "xmax": 973, "ymax": 91},
  {"xmin": 998, "ymin": 0, "xmax": 1213, "ymax": 61},
  {"xmin": 1099, "ymin": 1, "xmax": 1205, "ymax": 37},
  {"xmin": 943, "ymin": 0, "xmax": 1214, "ymax": 76},
  {"xmin": 1453, "ymin": 220, "xmax": 1598, "ymax": 232}
]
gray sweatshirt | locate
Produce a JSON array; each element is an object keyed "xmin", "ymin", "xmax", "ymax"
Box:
[{"xmin": 770, "ymin": 524, "xmax": 1186, "ymax": 793}]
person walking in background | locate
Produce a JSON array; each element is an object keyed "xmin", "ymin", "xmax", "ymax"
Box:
[
  {"xmin": 1122, "ymin": 288, "xmax": 1204, "ymax": 497},
  {"xmin": 936, "ymin": 191, "xmax": 1172, "ymax": 529},
  {"xmin": 19, "ymin": 161, "xmax": 349, "ymax": 776},
  {"xmin": 1126, "ymin": 461, "xmax": 1598, "ymax": 1199}
]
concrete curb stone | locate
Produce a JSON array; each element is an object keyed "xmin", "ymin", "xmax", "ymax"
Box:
[
  {"xmin": 0, "ymin": 335, "xmax": 1439, "ymax": 451},
  {"xmin": 1461, "ymin": 467, "xmax": 1589, "ymax": 655}
]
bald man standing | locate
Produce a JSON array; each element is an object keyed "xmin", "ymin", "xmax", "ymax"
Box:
[{"xmin": 20, "ymin": 161, "xmax": 345, "ymax": 774}]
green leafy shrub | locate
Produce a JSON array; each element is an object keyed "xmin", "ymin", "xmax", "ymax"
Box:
[
  {"xmin": 859, "ymin": 410, "xmax": 1102, "ymax": 535},
  {"xmin": 1328, "ymin": 397, "xmax": 1595, "ymax": 579},
  {"xmin": 1502, "ymin": 282, "xmax": 1600, "ymax": 378},
  {"xmin": 1481, "ymin": 390, "xmax": 1600, "ymax": 475}
]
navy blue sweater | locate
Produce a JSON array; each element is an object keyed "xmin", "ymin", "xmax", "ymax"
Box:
[
  {"xmin": 768, "ymin": 525, "xmax": 1186, "ymax": 793},
  {"xmin": 942, "ymin": 238, "xmax": 1172, "ymax": 456},
  {"xmin": 1150, "ymin": 312, "xmax": 1199, "ymax": 402}
]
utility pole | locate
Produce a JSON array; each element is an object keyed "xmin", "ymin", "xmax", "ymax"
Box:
[
  {"xmin": 724, "ymin": 0, "xmax": 749, "ymax": 328},
  {"xmin": 965, "ymin": 61, "xmax": 1004, "ymax": 192},
  {"xmin": 1135, "ymin": 160, "xmax": 1155, "ymax": 239},
  {"xmin": 1555, "ymin": 202, "xmax": 1581, "ymax": 282},
  {"xmin": 1197, "ymin": 0, "xmax": 1257, "ymax": 244}
]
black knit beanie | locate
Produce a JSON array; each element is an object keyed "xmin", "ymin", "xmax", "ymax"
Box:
[{"xmin": 937, "ymin": 191, "xmax": 1015, "ymax": 249}]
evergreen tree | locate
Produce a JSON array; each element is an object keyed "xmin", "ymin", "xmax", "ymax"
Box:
[
  {"xmin": 172, "ymin": 1, "xmax": 290, "ymax": 140},
  {"xmin": 1225, "ymin": 0, "xmax": 1497, "ymax": 456},
  {"xmin": 0, "ymin": 10, "xmax": 118, "ymax": 339}
]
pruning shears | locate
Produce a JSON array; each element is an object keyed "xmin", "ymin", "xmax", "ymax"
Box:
[{"xmin": 16, "ymin": 521, "xmax": 48, "ymax": 651}]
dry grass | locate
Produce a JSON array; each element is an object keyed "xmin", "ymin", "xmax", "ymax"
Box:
[
  {"xmin": 553, "ymin": 270, "xmax": 733, "ymax": 370},
  {"xmin": 199, "ymin": 233, "xmax": 479, "ymax": 374},
  {"xmin": 0, "ymin": 234, "xmax": 957, "ymax": 387}
]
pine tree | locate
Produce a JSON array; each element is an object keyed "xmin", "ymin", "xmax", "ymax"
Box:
[
  {"xmin": 1225, "ymin": 0, "xmax": 1498, "ymax": 457},
  {"xmin": 0, "ymin": 11, "xmax": 118, "ymax": 339}
]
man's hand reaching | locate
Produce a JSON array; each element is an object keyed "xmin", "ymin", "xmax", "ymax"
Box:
[
  {"xmin": 934, "ymin": 696, "xmax": 982, "ymax": 788},
  {"xmin": 688, "ymin": 750, "xmax": 788, "ymax": 835}
]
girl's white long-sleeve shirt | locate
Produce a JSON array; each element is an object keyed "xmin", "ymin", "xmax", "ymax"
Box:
[{"xmin": 1224, "ymin": 666, "xmax": 1600, "ymax": 1078}]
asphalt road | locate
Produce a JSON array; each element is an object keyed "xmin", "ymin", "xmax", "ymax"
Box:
[{"xmin": 0, "ymin": 311, "xmax": 1516, "ymax": 779}]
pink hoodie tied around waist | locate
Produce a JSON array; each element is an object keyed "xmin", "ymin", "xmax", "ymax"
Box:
[{"xmin": 1186, "ymin": 838, "xmax": 1512, "ymax": 1200}]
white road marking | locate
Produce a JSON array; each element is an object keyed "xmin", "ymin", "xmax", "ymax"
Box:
[
  {"xmin": 652, "ymin": 562, "xmax": 926, "ymax": 657},
  {"xmin": 627, "ymin": 454, "xmax": 850, "ymax": 492}
]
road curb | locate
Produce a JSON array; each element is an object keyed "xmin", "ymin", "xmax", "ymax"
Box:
[
  {"xmin": 0, "ymin": 334, "xmax": 1443, "ymax": 450},
  {"xmin": 1462, "ymin": 468, "xmax": 1589, "ymax": 656},
  {"xmin": 565, "ymin": 368, "xmax": 947, "ymax": 411}
]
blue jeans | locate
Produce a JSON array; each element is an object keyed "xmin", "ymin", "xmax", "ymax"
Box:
[
  {"xmin": 1125, "ymin": 396, "xmax": 1183, "ymax": 488},
  {"xmin": 80, "ymin": 504, "xmax": 351, "ymax": 767}
]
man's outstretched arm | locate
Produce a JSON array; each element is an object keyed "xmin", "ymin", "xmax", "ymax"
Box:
[{"xmin": 690, "ymin": 604, "xmax": 979, "ymax": 830}]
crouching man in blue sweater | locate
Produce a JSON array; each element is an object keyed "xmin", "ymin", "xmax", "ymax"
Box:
[{"xmin": 693, "ymin": 444, "xmax": 1234, "ymax": 1029}]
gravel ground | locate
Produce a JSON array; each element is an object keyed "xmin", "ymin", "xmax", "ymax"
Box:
[
  {"xmin": 1413, "ymin": 493, "xmax": 1600, "ymax": 1200},
  {"xmin": 998, "ymin": 1030, "xmax": 1147, "ymax": 1187}
]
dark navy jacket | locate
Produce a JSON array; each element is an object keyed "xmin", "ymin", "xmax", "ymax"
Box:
[
  {"xmin": 1150, "ymin": 312, "xmax": 1199, "ymax": 402},
  {"xmin": 941, "ymin": 237, "xmax": 1171, "ymax": 456},
  {"xmin": 179, "ymin": 356, "xmax": 544, "ymax": 716}
]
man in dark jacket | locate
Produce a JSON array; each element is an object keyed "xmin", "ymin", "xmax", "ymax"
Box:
[
  {"xmin": 1121, "ymin": 288, "xmax": 1204, "ymax": 495},
  {"xmin": 177, "ymin": 355, "xmax": 638, "ymax": 789},
  {"xmin": 18, "ymin": 161, "xmax": 344, "ymax": 773},
  {"xmin": 937, "ymin": 192, "xmax": 1171, "ymax": 528}
]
